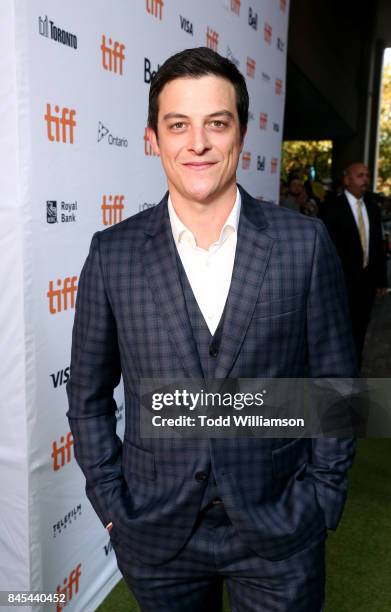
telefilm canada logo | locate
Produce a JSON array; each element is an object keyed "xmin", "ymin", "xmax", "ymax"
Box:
[
  {"xmin": 53, "ymin": 504, "xmax": 82, "ymax": 538},
  {"xmin": 98, "ymin": 121, "xmax": 128, "ymax": 147},
  {"xmin": 46, "ymin": 200, "xmax": 77, "ymax": 224},
  {"xmin": 38, "ymin": 15, "xmax": 77, "ymax": 50}
]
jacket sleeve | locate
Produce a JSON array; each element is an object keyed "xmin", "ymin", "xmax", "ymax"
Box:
[
  {"xmin": 306, "ymin": 219, "xmax": 358, "ymax": 530},
  {"xmin": 66, "ymin": 232, "xmax": 124, "ymax": 528}
]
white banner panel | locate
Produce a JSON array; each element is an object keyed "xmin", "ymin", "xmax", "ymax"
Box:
[{"xmin": 0, "ymin": 1, "xmax": 289, "ymax": 610}]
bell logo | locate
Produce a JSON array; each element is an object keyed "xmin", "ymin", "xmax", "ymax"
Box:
[
  {"xmin": 47, "ymin": 276, "xmax": 78, "ymax": 314},
  {"xmin": 246, "ymin": 57, "xmax": 256, "ymax": 78},
  {"xmin": 206, "ymin": 27, "xmax": 219, "ymax": 51},
  {"xmin": 44, "ymin": 104, "xmax": 76, "ymax": 144},
  {"xmin": 280, "ymin": 0, "xmax": 287, "ymax": 12},
  {"xmin": 101, "ymin": 35, "xmax": 125, "ymax": 74},
  {"xmin": 242, "ymin": 152, "xmax": 251, "ymax": 170},
  {"xmin": 56, "ymin": 563, "xmax": 81, "ymax": 611},
  {"xmin": 264, "ymin": 22, "xmax": 272, "ymax": 44},
  {"xmin": 52, "ymin": 432, "xmax": 73, "ymax": 471},
  {"xmin": 101, "ymin": 195, "xmax": 125, "ymax": 226},
  {"xmin": 275, "ymin": 78, "xmax": 283, "ymax": 95},
  {"xmin": 146, "ymin": 0, "xmax": 164, "ymax": 20},
  {"xmin": 231, "ymin": 0, "xmax": 240, "ymax": 15},
  {"xmin": 144, "ymin": 127, "xmax": 158, "ymax": 156},
  {"xmin": 259, "ymin": 112, "xmax": 268, "ymax": 130},
  {"xmin": 271, "ymin": 157, "xmax": 278, "ymax": 173}
]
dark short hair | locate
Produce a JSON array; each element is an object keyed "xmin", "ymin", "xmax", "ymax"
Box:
[{"xmin": 148, "ymin": 47, "xmax": 249, "ymax": 140}]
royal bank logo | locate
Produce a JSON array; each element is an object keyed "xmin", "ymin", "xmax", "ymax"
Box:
[
  {"xmin": 231, "ymin": 0, "xmax": 240, "ymax": 15},
  {"xmin": 259, "ymin": 112, "xmax": 268, "ymax": 130},
  {"xmin": 38, "ymin": 15, "xmax": 77, "ymax": 50},
  {"xmin": 101, "ymin": 35, "xmax": 125, "ymax": 74},
  {"xmin": 206, "ymin": 27, "xmax": 219, "ymax": 51},
  {"xmin": 246, "ymin": 57, "xmax": 256, "ymax": 78},
  {"xmin": 180, "ymin": 15, "xmax": 193, "ymax": 35},
  {"xmin": 257, "ymin": 155, "xmax": 266, "ymax": 171},
  {"xmin": 242, "ymin": 151, "xmax": 251, "ymax": 170},
  {"xmin": 226, "ymin": 46, "xmax": 239, "ymax": 68},
  {"xmin": 271, "ymin": 157, "xmax": 278, "ymax": 173},
  {"xmin": 146, "ymin": 0, "xmax": 164, "ymax": 20},
  {"xmin": 144, "ymin": 57, "xmax": 161, "ymax": 84},
  {"xmin": 97, "ymin": 122, "xmax": 128, "ymax": 147},
  {"xmin": 277, "ymin": 37, "xmax": 285, "ymax": 52},
  {"xmin": 101, "ymin": 195, "xmax": 125, "ymax": 226},
  {"xmin": 264, "ymin": 22, "xmax": 272, "ymax": 44},
  {"xmin": 275, "ymin": 78, "xmax": 283, "ymax": 95},
  {"xmin": 46, "ymin": 200, "xmax": 77, "ymax": 224},
  {"xmin": 44, "ymin": 104, "xmax": 76, "ymax": 144},
  {"xmin": 248, "ymin": 7, "xmax": 258, "ymax": 30}
]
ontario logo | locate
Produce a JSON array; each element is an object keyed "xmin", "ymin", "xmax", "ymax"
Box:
[{"xmin": 98, "ymin": 122, "xmax": 128, "ymax": 147}]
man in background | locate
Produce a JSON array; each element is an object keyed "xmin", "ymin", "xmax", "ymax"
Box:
[{"xmin": 321, "ymin": 162, "xmax": 388, "ymax": 368}]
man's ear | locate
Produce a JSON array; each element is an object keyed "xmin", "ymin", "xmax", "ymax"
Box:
[
  {"xmin": 239, "ymin": 128, "xmax": 247, "ymax": 152},
  {"xmin": 147, "ymin": 126, "xmax": 160, "ymax": 156}
]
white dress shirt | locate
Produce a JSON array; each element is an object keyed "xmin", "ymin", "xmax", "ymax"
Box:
[
  {"xmin": 168, "ymin": 189, "xmax": 241, "ymax": 335},
  {"xmin": 344, "ymin": 189, "xmax": 369, "ymax": 263}
]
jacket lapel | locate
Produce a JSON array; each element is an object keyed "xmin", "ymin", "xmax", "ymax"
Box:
[
  {"xmin": 214, "ymin": 187, "xmax": 275, "ymax": 379},
  {"xmin": 141, "ymin": 194, "xmax": 203, "ymax": 378}
]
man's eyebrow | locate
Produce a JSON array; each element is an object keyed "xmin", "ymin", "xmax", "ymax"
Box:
[{"xmin": 162, "ymin": 110, "xmax": 235, "ymax": 121}]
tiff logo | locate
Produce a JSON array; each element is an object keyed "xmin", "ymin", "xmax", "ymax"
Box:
[
  {"xmin": 44, "ymin": 104, "xmax": 76, "ymax": 144},
  {"xmin": 101, "ymin": 195, "xmax": 125, "ymax": 226},
  {"xmin": 280, "ymin": 0, "xmax": 287, "ymax": 12},
  {"xmin": 47, "ymin": 276, "xmax": 78, "ymax": 314},
  {"xmin": 101, "ymin": 35, "xmax": 125, "ymax": 74},
  {"xmin": 259, "ymin": 112, "xmax": 268, "ymax": 130},
  {"xmin": 146, "ymin": 0, "xmax": 164, "ymax": 20},
  {"xmin": 271, "ymin": 157, "xmax": 278, "ymax": 173},
  {"xmin": 206, "ymin": 27, "xmax": 219, "ymax": 51},
  {"xmin": 144, "ymin": 127, "xmax": 158, "ymax": 156},
  {"xmin": 264, "ymin": 22, "xmax": 272, "ymax": 44},
  {"xmin": 246, "ymin": 57, "xmax": 256, "ymax": 78},
  {"xmin": 52, "ymin": 432, "xmax": 73, "ymax": 471},
  {"xmin": 56, "ymin": 563, "xmax": 81, "ymax": 611},
  {"xmin": 242, "ymin": 152, "xmax": 251, "ymax": 169},
  {"xmin": 248, "ymin": 7, "xmax": 258, "ymax": 30},
  {"xmin": 231, "ymin": 0, "xmax": 240, "ymax": 15},
  {"xmin": 275, "ymin": 78, "xmax": 283, "ymax": 95}
]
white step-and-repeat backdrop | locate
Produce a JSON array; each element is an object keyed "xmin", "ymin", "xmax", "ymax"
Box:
[{"xmin": 0, "ymin": 0, "xmax": 289, "ymax": 610}]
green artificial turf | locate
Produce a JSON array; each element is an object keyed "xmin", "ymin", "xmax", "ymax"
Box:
[{"xmin": 97, "ymin": 440, "xmax": 391, "ymax": 611}]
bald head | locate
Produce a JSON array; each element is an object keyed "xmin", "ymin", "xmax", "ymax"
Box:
[{"xmin": 343, "ymin": 163, "xmax": 370, "ymax": 199}]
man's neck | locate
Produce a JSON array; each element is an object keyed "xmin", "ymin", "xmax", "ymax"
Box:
[{"xmin": 169, "ymin": 183, "xmax": 238, "ymax": 250}]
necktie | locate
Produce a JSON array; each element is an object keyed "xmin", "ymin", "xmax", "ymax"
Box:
[{"xmin": 356, "ymin": 199, "xmax": 368, "ymax": 267}]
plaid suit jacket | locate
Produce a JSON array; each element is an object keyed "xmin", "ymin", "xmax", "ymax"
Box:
[{"xmin": 66, "ymin": 185, "xmax": 357, "ymax": 564}]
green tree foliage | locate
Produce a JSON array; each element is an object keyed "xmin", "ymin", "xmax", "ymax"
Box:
[
  {"xmin": 377, "ymin": 62, "xmax": 391, "ymax": 195},
  {"xmin": 281, "ymin": 140, "xmax": 332, "ymax": 181}
]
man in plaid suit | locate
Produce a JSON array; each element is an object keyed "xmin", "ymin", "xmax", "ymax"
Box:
[{"xmin": 67, "ymin": 48, "xmax": 357, "ymax": 611}]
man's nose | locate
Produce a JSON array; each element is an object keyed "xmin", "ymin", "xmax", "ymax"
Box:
[{"xmin": 188, "ymin": 126, "xmax": 211, "ymax": 154}]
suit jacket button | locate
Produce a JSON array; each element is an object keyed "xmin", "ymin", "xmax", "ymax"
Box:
[
  {"xmin": 195, "ymin": 471, "xmax": 207, "ymax": 482},
  {"xmin": 209, "ymin": 346, "xmax": 218, "ymax": 357}
]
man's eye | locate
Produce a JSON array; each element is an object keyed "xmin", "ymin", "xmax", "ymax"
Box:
[
  {"xmin": 211, "ymin": 120, "xmax": 225, "ymax": 128},
  {"xmin": 171, "ymin": 122, "xmax": 185, "ymax": 129}
]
